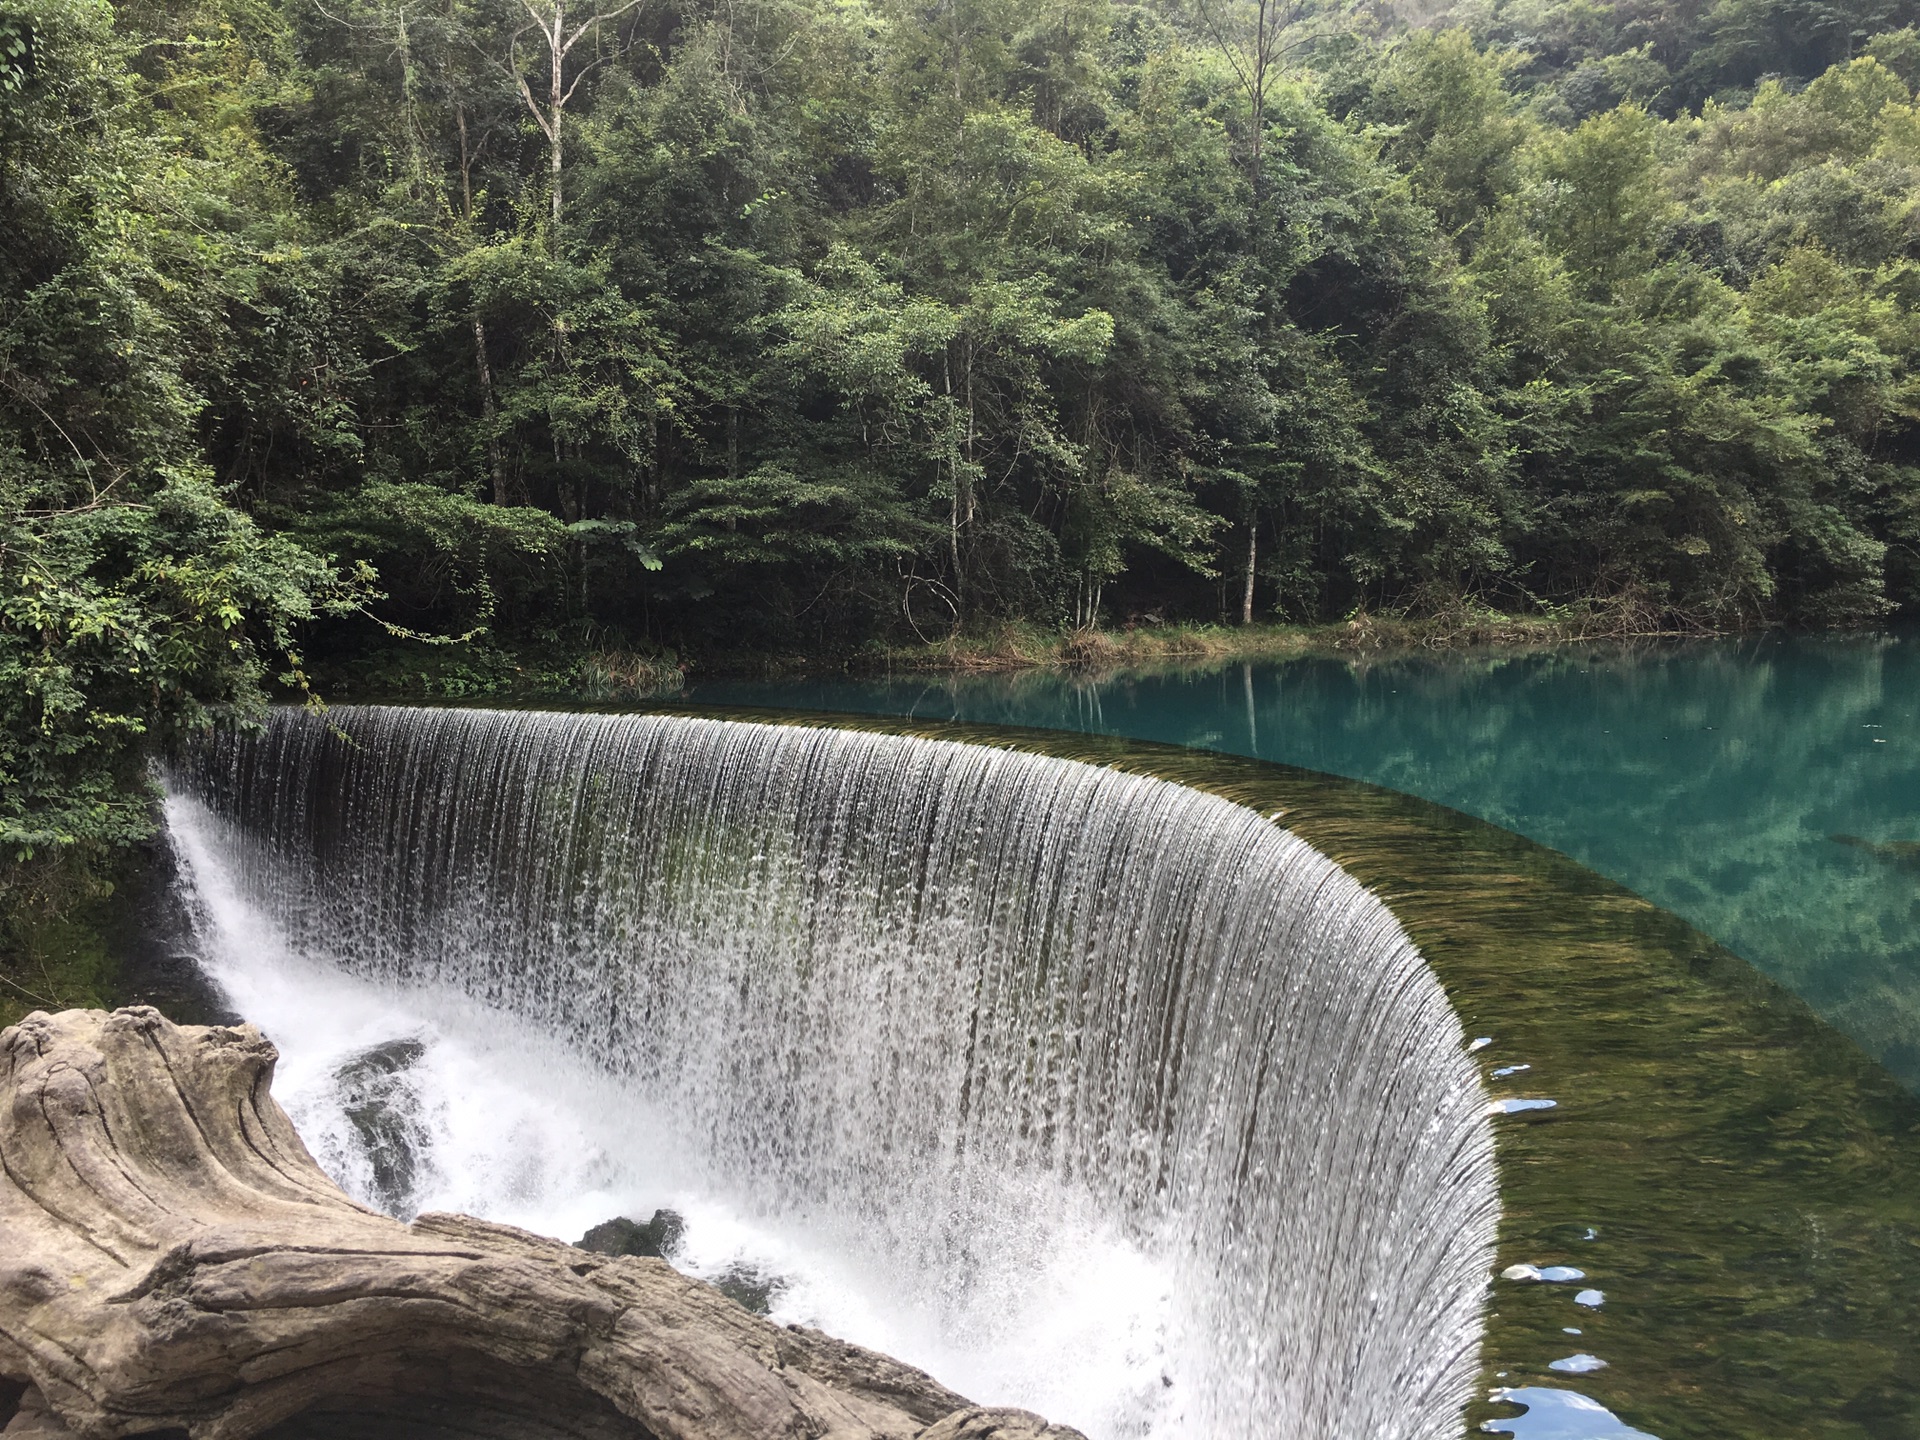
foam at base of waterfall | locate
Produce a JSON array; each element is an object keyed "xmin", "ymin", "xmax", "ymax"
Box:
[
  {"xmin": 170, "ymin": 707, "xmax": 1498, "ymax": 1440},
  {"xmin": 170, "ymin": 792, "xmax": 1185, "ymax": 1437}
]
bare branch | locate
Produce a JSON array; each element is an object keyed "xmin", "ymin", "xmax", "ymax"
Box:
[
  {"xmin": 21, "ymin": 474, "xmax": 138, "ymax": 518},
  {"xmin": 506, "ymin": 30, "xmax": 557, "ymax": 139},
  {"xmin": 0, "ymin": 971, "xmax": 60, "ymax": 1009},
  {"xmin": 1190, "ymin": 0, "xmax": 1255, "ymax": 94},
  {"xmin": 559, "ymin": 56, "xmax": 602, "ymax": 107},
  {"xmin": 0, "ymin": 373, "xmax": 94, "ymax": 478},
  {"xmin": 560, "ymin": 0, "xmax": 645, "ymax": 57},
  {"xmin": 519, "ymin": 0, "xmax": 560, "ymax": 45},
  {"xmin": 309, "ymin": 0, "xmax": 391, "ymax": 34}
]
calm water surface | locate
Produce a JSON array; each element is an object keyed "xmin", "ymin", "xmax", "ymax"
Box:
[{"xmin": 695, "ymin": 631, "xmax": 1920, "ymax": 1089}]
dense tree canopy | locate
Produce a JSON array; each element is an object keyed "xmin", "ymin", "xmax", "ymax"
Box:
[{"xmin": 10, "ymin": 0, "xmax": 1920, "ymax": 852}]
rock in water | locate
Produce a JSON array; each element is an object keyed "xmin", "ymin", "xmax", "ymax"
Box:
[
  {"xmin": 579, "ymin": 1208, "xmax": 686, "ymax": 1259},
  {"xmin": 334, "ymin": 1036, "xmax": 430, "ymax": 1215},
  {"xmin": 0, "ymin": 1006, "xmax": 1087, "ymax": 1440},
  {"xmin": 579, "ymin": 1215, "xmax": 789, "ymax": 1315},
  {"xmin": 712, "ymin": 1261, "xmax": 789, "ymax": 1316}
]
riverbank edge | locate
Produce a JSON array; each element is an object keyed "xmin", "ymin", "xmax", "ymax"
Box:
[
  {"xmin": 305, "ymin": 604, "xmax": 1763, "ymax": 706},
  {"xmin": 869, "ymin": 609, "xmax": 1706, "ymax": 672}
]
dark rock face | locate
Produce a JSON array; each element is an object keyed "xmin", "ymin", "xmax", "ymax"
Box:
[
  {"xmin": 712, "ymin": 1262, "xmax": 789, "ymax": 1317},
  {"xmin": 0, "ymin": 1007, "xmax": 1087, "ymax": 1440},
  {"xmin": 578, "ymin": 1215, "xmax": 788, "ymax": 1316},
  {"xmin": 335, "ymin": 1037, "xmax": 431, "ymax": 1215},
  {"xmin": 580, "ymin": 1209, "xmax": 686, "ymax": 1260},
  {"xmin": 113, "ymin": 833, "xmax": 239, "ymax": 1026}
]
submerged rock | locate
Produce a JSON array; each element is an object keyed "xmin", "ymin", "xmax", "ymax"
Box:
[
  {"xmin": 0, "ymin": 1007, "xmax": 1089, "ymax": 1440},
  {"xmin": 333, "ymin": 1036, "xmax": 429, "ymax": 1215},
  {"xmin": 339, "ymin": 1035, "xmax": 428, "ymax": 1076},
  {"xmin": 579, "ymin": 1208, "xmax": 686, "ymax": 1259},
  {"xmin": 1831, "ymin": 833, "xmax": 1920, "ymax": 868},
  {"xmin": 712, "ymin": 1260, "xmax": 789, "ymax": 1316}
]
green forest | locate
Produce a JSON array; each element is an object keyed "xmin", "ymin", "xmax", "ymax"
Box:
[{"xmin": 11, "ymin": 0, "xmax": 1920, "ymax": 867}]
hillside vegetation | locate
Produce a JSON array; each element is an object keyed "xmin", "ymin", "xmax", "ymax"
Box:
[{"xmin": 9, "ymin": 0, "xmax": 1920, "ymax": 869}]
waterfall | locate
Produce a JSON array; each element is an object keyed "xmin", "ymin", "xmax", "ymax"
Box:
[{"xmin": 167, "ymin": 706, "xmax": 1497, "ymax": 1440}]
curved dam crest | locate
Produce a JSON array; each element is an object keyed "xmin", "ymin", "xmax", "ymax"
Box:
[{"xmin": 170, "ymin": 705, "xmax": 1499, "ymax": 1440}]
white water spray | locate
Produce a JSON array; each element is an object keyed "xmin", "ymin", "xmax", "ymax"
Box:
[{"xmin": 168, "ymin": 707, "xmax": 1497, "ymax": 1440}]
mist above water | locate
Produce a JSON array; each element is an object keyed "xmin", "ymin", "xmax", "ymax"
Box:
[{"xmin": 170, "ymin": 707, "xmax": 1496, "ymax": 1440}]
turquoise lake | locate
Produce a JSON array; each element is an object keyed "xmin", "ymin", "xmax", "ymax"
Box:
[{"xmin": 694, "ymin": 630, "xmax": 1920, "ymax": 1091}]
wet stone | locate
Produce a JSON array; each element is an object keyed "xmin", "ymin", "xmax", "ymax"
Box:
[
  {"xmin": 334, "ymin": 1038, "xmax": 429, "ymax": 1216},
  {"xmin": 712, "ymin": 1260, "xmax": 789, "ymax": 1316},
  {"xmin": 578, "ymin": 1208, "xmax": 686, "ymax": 1259}
]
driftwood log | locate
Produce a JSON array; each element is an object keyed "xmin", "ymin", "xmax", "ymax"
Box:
[{"xmin": 0, "ymin": 1008, "xmax": 1088, "ymax": 1440}]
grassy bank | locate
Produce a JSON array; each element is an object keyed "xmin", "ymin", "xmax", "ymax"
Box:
[
  {"xmin": 871, "ymin": 600, "xmax": 1714, "ymax": 674},
  {"xmin": 305, "ymin": 638, "xmax": 689, "ymax": 703},
  {"xmin": 302, "ymin": 598, "xmax": 1736, "ymax": 700}
]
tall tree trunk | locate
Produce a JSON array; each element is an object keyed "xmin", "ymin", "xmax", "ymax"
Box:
[
  {"xmin": 457, "ymin": 103, "xmax": 514, "ymax": 506},
  {"xmin": 1242, "ymin": 517, "xmax": 1257, "ymax": 625},
  {"xmin": 513, "ymin": 0, "xmax": 647, "ymax": 254},
  {"xmin": 473, "ymin": 317, "xmax": 514, "ymax": 505},
  {"xmin": 945, "ymin": 348, "xmax": 964, "ymax": 621},
  {"xmin": 548, "ymin": 0, "xmax": 565, "ymax": 244},
  {"xmin": 396, "ymin": 9, "xmax": 428, "ymax": 196},
  {"xmin": 963, "ymin": 340, "xmax": 975, "ymax": 518}
]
